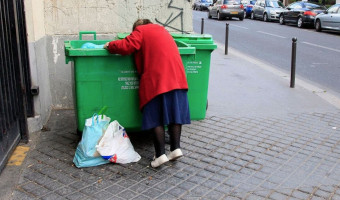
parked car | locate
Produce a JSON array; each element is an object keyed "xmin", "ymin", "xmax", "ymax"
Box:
[
  {"xmin": 244, "ymin": 0, "xmax": 257, "ymax": 18},
  {"xmin": 193, "ymin": 0, "xmax": 214, "ymax": 11},
  {"xmin": 279, "ymin": 1, "xmax": 326, "ymax": 28},
  {"xmin": 208, "ymin": 0, "xmax": 245, "ymax": 20},
  {"xmin": 315, "ymin": 3, "xmax": 340, "ymax": 32},
  {"xmin": 251, "ymin": 0, "xmax": 285, "ymax": 21}
]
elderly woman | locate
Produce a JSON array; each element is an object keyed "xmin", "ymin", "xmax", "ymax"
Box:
[{"xmin": 104, "ymin": 19, "xmax": 190, "ymax": 168}]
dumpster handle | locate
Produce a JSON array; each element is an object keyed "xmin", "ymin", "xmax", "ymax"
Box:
[{"xmin": 79, "ymin": 31, "xmax": 97, "ymax": 40}]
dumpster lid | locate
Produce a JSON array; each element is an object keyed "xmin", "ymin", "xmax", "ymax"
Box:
[
  {"xmin": 117, "ymin": 33, "xmax": 215, "ymax": 45},
  {"xmin": 64, "ymin": 40, "xmax": 112, "ymax": 57},
  {"xmin": 65, "ymin": 39, "xmax": 195, "ymax": 56},
  {"xmin": 171, "ymin": 33, "xmax": 215, "ymax": 44}
]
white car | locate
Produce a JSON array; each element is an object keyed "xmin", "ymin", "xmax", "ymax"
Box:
[
  {"xmin": 251, "ymin": 0, "xmax": 285, "ymax": 22},
  {"xmin": 315, "ymin": 3, "xmax": 340, "ymax": 32}
]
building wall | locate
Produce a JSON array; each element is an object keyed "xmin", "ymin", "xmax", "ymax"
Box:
[{"xmin": 25, "ymin": 0, "xmax": 193, "ymax": 133}]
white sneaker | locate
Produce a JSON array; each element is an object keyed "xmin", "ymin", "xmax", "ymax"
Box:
[
  {"xmin": 167, "ymin": 149, "xmax": 183, "ymax": 161},
  {"xmin": 151, "ymin": 154, "xmax": 169, "ymax": 168}
]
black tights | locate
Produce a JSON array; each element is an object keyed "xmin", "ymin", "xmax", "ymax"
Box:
[{"xmin": 152, "ymin": 124, "xmax": 182, "ymax": 158}]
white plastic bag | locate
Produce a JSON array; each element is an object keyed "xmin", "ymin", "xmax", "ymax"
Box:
[{"xmin": 96, "ymin": 120, "xmax": 141, "ymax": 164}]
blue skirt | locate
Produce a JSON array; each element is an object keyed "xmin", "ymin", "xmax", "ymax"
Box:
[{"xmin": 142, "ymin": 89, "xmax": 191, "ymax": 130}]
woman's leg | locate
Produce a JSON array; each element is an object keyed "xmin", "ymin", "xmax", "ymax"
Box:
[
  {"xmin": 168, "ymin": 123, "xmax": 182, "ymax": 151},
  {"xmin": 152, "ymin": 126, "xmax": 166, "ymax": 157}
]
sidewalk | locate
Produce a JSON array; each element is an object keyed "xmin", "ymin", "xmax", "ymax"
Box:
[{"xmin": 1, "ymin": 46, "xmax": 340, "ymax": 200}]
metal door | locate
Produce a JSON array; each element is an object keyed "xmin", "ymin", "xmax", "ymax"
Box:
[{"xmin": 0, "ymin": 0, "xmax": 30, "ymax": 173}]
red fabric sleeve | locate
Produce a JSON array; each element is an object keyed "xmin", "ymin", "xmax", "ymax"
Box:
[{"xmin": 107, "ymin": 29, "xmax": 143, "ymax": 55}]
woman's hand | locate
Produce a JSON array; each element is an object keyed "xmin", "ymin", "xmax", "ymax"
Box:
[{"xmin": 104, "ymin": 42, "xmax": 110, "ymax": 50}]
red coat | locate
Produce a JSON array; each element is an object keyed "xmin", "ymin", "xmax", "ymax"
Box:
[{"xmin": 107, "ymin": 24, "xmax": 188, "ymax": 110}]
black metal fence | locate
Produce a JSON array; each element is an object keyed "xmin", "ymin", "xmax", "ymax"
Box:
[{"xmin": 0, "ymin": 0, "xmax": 31, "ymax": 173}]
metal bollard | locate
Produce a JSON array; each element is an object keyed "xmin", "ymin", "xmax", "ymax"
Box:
[
  {"xmin": 201, "ymin": 18, "xmax": 204, "ymax": 34},
  {"xmin": 290, "ymin": 37, "xmax": 297, "ymax": 88},
  {"xmin": 225, "ymin": 23, "xmax": 229, "ymax": 55}
]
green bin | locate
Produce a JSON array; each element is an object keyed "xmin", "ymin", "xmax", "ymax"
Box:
[
  {"xmin": 65, "ymin": 32, "xmax": 196, "ymax": 132},
  {"xmin": 118, "ymin": 33, "xmax": 217, "ymax": 120},
  {"xmin": 171, "ymin": 34, "xmax": 217, "ymax": 120}
]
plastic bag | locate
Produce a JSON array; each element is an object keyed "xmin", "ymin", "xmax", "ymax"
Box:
[
  {"xmin": 81, "ymin": 42, "xmax": 104, "ymax": 49},
  {"xmin": 73, "ymin": 114, "xmax": 111, "ymax": 168},
  {"xmin": 96, "ymin": 120, "xmax": 141, "ymax": 164}
]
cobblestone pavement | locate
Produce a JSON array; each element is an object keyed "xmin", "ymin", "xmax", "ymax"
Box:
[{"xmin": 11, "ymin": 109, "xmax": 340, "ymax": 200}]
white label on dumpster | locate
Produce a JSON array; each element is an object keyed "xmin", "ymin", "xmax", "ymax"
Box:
[
  {"xmin": 118, "ymin": 71, "xmax": 139, "ymax": 90},
  {"xmin": 186, "ymin": 61, "xmax": 202, "ymax": 74},
  {"xmin": 120, "ymin": 70, "xmax": 138, "ymax": 74}
]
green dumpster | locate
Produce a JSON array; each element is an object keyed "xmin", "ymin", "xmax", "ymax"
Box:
[
  {"xmin": 118, "ymin": 33, "xmax": 217, "ymax": 120},
  {"xmin": 65, "ymin": 32, "xmax": 196, "ymax": 132},
  {"xmin": 171, "ymin": 34, "xmax": 217, "ymax": 120}
]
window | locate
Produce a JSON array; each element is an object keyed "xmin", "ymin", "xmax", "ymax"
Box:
[
  {"xmin": 328, "ymin": 5, "xmax": 339, "ymax": 13},
  {"xmin": 223, "ymin": 0, "xmax": 239, "ymax": 4},
  {"xmin": 289, "ymin": 3, "xmax": 302, "ymax": 9},
  {"xmin": 305, "ymin": 3, "xmax": 326, "ymax": 10},
  {"xmin": 266, "ymin": 1, "xmax": 281, "ymax": 8}
]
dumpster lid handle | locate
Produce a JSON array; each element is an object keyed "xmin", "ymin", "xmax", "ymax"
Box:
[{"xmin": 79, "ymin": 31, "xmax": 97, "ymax": 40}]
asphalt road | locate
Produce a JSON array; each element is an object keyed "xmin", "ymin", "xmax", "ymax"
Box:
[{"xmin": 193, "ymin": 10, "xmax": 340, "ymax": 96}]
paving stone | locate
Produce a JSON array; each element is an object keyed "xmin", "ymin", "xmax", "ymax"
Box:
[
  {"xmin": 20, "ymin": 181, "xmax": 42, "ymax": 193},
  {"xmin": 44, "ymin": 181, "xmax": 65, "ymax": 191},
  {"xmin": 269, "ymin": 191, "xmax": 291, "ymax": 200},
  {"xmin": 55, "ymin": 186, "xmax": 77, "ymax": 196},
  {"xmin": 91, "ymin": 191, "xmax": 114, "ymax": 200},
  {"xmin": 245, "ymin": 193, "xmax": 268, "ymax": 200},
  {"xmin": 178, "ymin": 181, "xmax": 198, "ymax": 190},
  {"xmin": 202, "ymin": 179, "xmax": 220, "ymax": 189},
  {"xmin": 11, "ymin": 190, "xmax": 36, "ymax": 200},
  {"xmin": 155, "ymin": 193, "xmax": 175, "ymax": 200},
  {"xmin": 129, "ymin": 183, "xmax": 151, "ymax": 194},
  {"xmin": 40, "ymin": 192, "xmax": 65, "ymax": 200},
  {"xmin": 66, "ymin": 192, "xmax": 89, "ymax": 200},
  {"xmin": 314, "ymin": 188, "xmax": 332, "ymax": 199},
  {"xmin": 174, "ymin": 171, "xmax": 192, "ymax": 180},
  {"xmin": 167, "ymin": 186, "xmax": 188, "ymax": 198},
  {"xmin": 187, "ymin": 175, "xmax": 208, "ymax": 185},
  {"xmin": 291, "ymin": 189, "xmax": 312, "ymax": 199},
  {"xmin": 215, "ymin": 183, "xmax": 233, "ymax": 194},
  {"xmin": 164, "ymin": 176, "xmax": 183, "ymax": 186},
  {"xmin": 210, "ymin": 173, "xmax": 228, "ymax": 183},
  {"xmin": 24, "ymin": 171, "xmax": 55, "ymax": 186},
  {"xmin": 118, "ymin": 189, "xmax": 138, "ymax": 199},
  {"xmin": 141, "ymin": 187, "xmax": 163, "ymax": 199},
  {"xmin": 105, "ymin": 184, "xmax": 127, "ymax": 195}
]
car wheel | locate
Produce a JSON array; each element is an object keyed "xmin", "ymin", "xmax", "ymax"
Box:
[
  {"xmin": 263, "ymin": 13, "xmax": 268, "ymax": 22},
  {"xmin": 239, "ymin": 16, "xmax": 244, "ymax": 21},
  {"xmin": 279, "ymin": 14, "xmax": 285, "ymax": 25},
  {"xmin": 297, "ymin": 17, "xmax": 303, "ymax": 28},
  {"xmin": 217, "ymin": 12, "xmax": 223, "ymax": 20},
  {"xmin": 251, "ymin": 12, "xmax": 255, "ymax": 20},
  {"xmin": 315, "ymin": 19, "xmax": 322, "ymax": 32}
]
